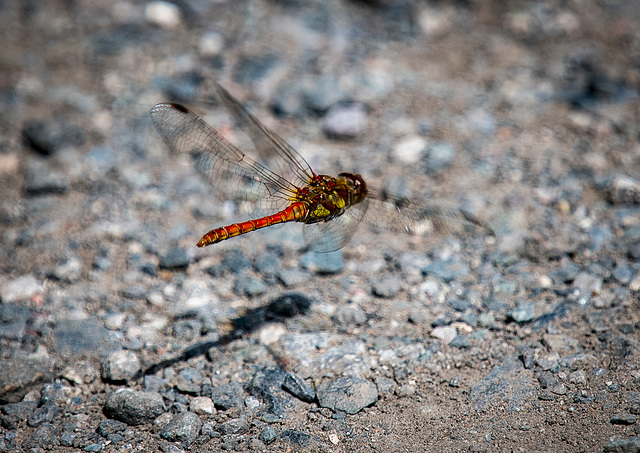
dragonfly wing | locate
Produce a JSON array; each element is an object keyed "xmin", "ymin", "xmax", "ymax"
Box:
[
  {"xmin": 363, "ymin": 189, "xmax": 494, "ymax": 238},
  {"xmin": 150, "ymin": 103, "xmax": 298, "ymax": 214},
  {"xmin": 213, "ymin": 83, "xmax": 316, "ymax": 190},
  {"xmin": 303, "ymin": 199, "xmax": 369, "ymax": 252}
]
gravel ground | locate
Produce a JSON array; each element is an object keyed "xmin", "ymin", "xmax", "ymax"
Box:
[{"xmin": 1, "ymin": 0, "xmax": 640, "ymax": 452}]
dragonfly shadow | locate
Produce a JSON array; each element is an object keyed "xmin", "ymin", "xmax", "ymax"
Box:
[{"xmin": 142, "ymin": 292, "xmax": 312, "ymax": 377}]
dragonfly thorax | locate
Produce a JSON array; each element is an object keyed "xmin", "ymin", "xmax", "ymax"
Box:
[{"xmin": 298, "ymin": 173, "xmax": 367, "ymax": 224}]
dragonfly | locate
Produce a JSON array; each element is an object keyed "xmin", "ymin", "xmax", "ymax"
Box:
[{"xmin": 150, "ymin": 83, "xmax": 493, "ymax": 252}]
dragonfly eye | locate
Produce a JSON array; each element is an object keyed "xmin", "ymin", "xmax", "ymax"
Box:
[{"xmin": 339, "ymin": 172, "xmax": 367, "ymax": 202}]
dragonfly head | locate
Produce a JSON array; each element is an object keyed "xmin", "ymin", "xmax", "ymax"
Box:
[{"xmin": 339, "ymin": 172, "xmax": 367, "ymax": 204}]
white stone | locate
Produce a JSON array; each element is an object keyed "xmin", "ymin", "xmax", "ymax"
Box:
[
  {"xmin": 145, "ymin": 1, "xmax": 182, "ymax": 29},
  {"xmin": 1, "ymin": 274, "xmax": 42, "ymax": 303},
  {"xmin": 258, "ymin": 323, "xmax": 287, "ymax": 345},
  {"xmin": 430, "ymin": 326, "xmax": 457, "ymax": 345},
  {"xmin": 199, "ymin": 32, "xmax": 225, "ymax": 57},
  {"xmin": 190, "ymin": 396, "xmax": 215, "ymax": 415},
  {"xmin": 393, "ymin": 136, "xmax": 426, "ymax": 164}
]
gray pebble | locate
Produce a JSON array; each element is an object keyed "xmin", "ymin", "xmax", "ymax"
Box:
[
  {"xmin": 548, "ymin": 263, "xmax": 580, "ymax": 284},
  {"xmin": 421, "ymin": 260, "xmax": 470, "ymax": 283},
  {"xmin": 603, "ymin": 436, "xmax": 640, "ymax": 453},
  {"xmin": 234, "ymin": 276, "xmax": 267, "ymax": 298},
  {"xmin": 259, "ymin": 426, "xmax": 277, "ymax": 444},
  {"xmin": 612, "ymin": 265, "xmax": 633, "ymax": 285},
  {"xmin": 160, "ymin": 411, "xmax": 202, "ymax": 444},
  {"xmin": 299, "ymin": 250, "xmax": 343, "ymax": 275},
  {"xmin": 422, "ymin": 142, "xmax": 456, "ymax": 173},
  {"xmin": 97, "ymin": 419, "xmax": 127, "ymax": 436},
  {"xmin": 0, "ymin": 304, "xmax": 32, "ymax": 341},
  {"xmin": 322, "ymin": 103, "xmax": 368, "ymax": 139},
  {"xmin": 104, "ymin": 390, "xmax": 165, "ymax": 425},
  {"xmin": 611, "ymin": 413, "xmax": 637, "ymax": 425},
  {"xmin": 217, "ymin": 416, "xmax": 249, "ymax": 435},
  {"xmin": 0, "ymin": 401, "xmax": 37, "ymax": 429},
  {"xmin": 332, "ymin": 305, "xmax": 366, "ymax": 326},
  {"xmin": 101, "ymin": 350, "xmax": 141, "ymax": 382},
  {"xmin": 372, "ymin": 276, "xmax": 402, "ymax": 298},
  {"xmin": 316, "ymin": 376, "xmax": 378, "ymax": 414},
  {"xmin": 159, "ymin": 247, "xmax": 189, "ymax": 269},
  {"xmin": 52, "ymin": 255, "xmax": 83, "ymax": 283},
  {"xmin": 21, "ymin": 423, "xmax": 59, "ymax": 450},
  {"xmin": 54, "ymin": 319, "xmax": 120, "ymax": 357},
  {"xmin": 27, "ymin": 402, "xmax": 58, "ymax": 427},
  {"xmin": 283, "ymin": 372, "xmax": 316, "ymax": 403},
  {"xmin": 0, "ymin": 359, "xmax": 53, "ymax": 404},
  {"xmin": 23, "ymin": 119, "xmax": 85, "ymax": 155},
  {"xmin": 508, "ymin": 303, "xmax": 535, "ymax": 323},
  {"xmin": 248, "ymin": 366, "xmax": 298, "ymax": 417},
  {"xmin": 209, "ymin": 383, "xmax": 244, "ymax": 410}
]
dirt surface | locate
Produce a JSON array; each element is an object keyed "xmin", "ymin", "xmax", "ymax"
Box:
[{"xmin": 1, "ymin": 0, "xmax": 640, "ymax": 452}]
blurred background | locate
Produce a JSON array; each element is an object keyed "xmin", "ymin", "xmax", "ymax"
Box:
[{"xmin": 1, "ymin": 0, "xmax": 639, "ymax": 451}]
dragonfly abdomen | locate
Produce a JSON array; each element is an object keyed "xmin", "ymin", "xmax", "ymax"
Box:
[{"xmin": 196, "ymin": 202, "xmax": 308, "ymax": 247}]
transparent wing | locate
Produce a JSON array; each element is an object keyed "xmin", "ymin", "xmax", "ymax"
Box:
[
  {"xmin": 212, "ymin": 83, "xmax": 316, "ymax": 191},
  {"xmin": 302, "ymin": 199, "xmax": 369, "ymax": 252},
  {"xmin": 363, "ymin": 188, "xmax": 494, "ymax": 238},
  {"xmin": 150, "ymin": 102, "xmax": 300, "ymax": 215}
]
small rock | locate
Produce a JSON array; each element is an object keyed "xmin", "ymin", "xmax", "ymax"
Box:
[
  {"xmin": 277, "ymin": 268, "xmax": 308, "ymax": 287},
  {"xmin": 0, "ymin": 274, "xmax": 42, "ymax": 303},
  {"xmin": 573, "ymin": 272, "xmax": 602, "ymax": 300},
  {"xmin": 393, "ymin": 135, "xmax": 426, "ymax": 164},
  {"xmin": 104, "ymin": 390, "xmax": 165, "ymax": 425},
  {"xmin": 508, "ymin": 303, "xmax": 535, "ymax": 323},
  {"xmin": 606, "ymin": 175, "xmax": 640, "ymax": 205},
  {"xmin": 422, "ymin": 260, "xmax": 470, "ymax": 283},
  {"xmin": 258, "ymin": 323, "xmax": 287, "ymax": 346},
  {"xmin": 568, "ymin": 370, "xmax": 587, "ymax": 385},
  {"xmin": 603, "ymin": 436, "xmax": 640, "ymax": 453},
  {"xmin": 159, "ymin": 247, "xmax": 189, "ymax": 269},
  {"xmin": 52, "ymin": 256, "xmax": 82, "ymax": 283},
  {"xmin": 234, "ymin": 276, "xmax": 267, "ymax": 298},
  {"xmin": 431, "ymin": 326, "xmax": 457, "ymax": 345},
  {"xmin": 22, "ymin": 119, "xmax": 84, "ymax": 155},
  {"xmin": 372, "ymin": 276, "xmax": 402, "ymax": 298},
  {"xmin": 259, "ymin": 426, "xmax": 277, "ymax": 444},
  {"xmin": 611, "ymin": 413, "xmax": 638, "ymax": 425},
  {"xmin": 209, "ymin": 383, "xmax": 244, "ymax": 410},
  {"xmin": 0, "ymin": 401, "xmax": 37, "ymax": 429},
  {"xmin": 160, "ymin": 411, "xmax": 202, "ymax": 444},
  {"xmin": 233, "ymin": 53, "xmax": 279, "ymax": 85},
  {"xmin": 54, "ymin": 319, "xmax": 120, "ymax": 357},
  {"xmin": 316, "ymin": 377, "xmax": 378, "ymax": 414},
  {"xmin": 145, "ymin": 1, "xmax": 182, "ymax": 29},
  {"xmin": 422, "ymin": 142, "xmax": 456, "ymax": 173},
  {"xmin": 548, "ymin": 263, "xmax": 580, "ymax": 284},
  {"xmin": 27, "ymin": 402, "xmax": 58, "ymax": 427},
  {"xmin": 542, "ymin": 334, "xmax": 580, "ymax": 354},
  {"xmin": 300, "ymin": 251, "xmax": 343, "ymax": 275},
  {"xmin": 322, "ymin": 103, "xmax": 367, "ymax": 139},
  {"xmin": 0, "ymin": 359, "xmax": 54, "ymax": 404},
  {"xmin": 97, "ymin": 419, "xmax": 127, "ymax": 437},
  {"xmin": 0, "ymin": 304, "xmax": 32, "ymax": 341},
  {"xmin": 248, "ymin": 366, "xmax": 298, "ymax": 417},
  {"xmin": 612, "ymin": 265, "xmax": 633, "ymax": 285},
  {"xmin": 332, "ymin": 305, "xmax": 366, "ymax": 326},
  {"xmin": 101, "ymin": 350, "xmax": 141, "ymax": 382},
  {"xmin": 189, "ymin": 397, "xmax": 213, "ymax": 416},
  {"xmin": 22, "ymin": 423, "xmax": 58, "ymax": 450},
  {"xmin": 283, "ymin": 372, "xmax": 316, "ymax": 403},
  {"xmin": 198, "ymin": 31, "xmax": 224, "ymax": 58},
  {"xmin": 217, "ymin": 416, "xmax": 249, "ymax": 435}
]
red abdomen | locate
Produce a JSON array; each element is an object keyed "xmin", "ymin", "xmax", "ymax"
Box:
[{"xmin": 197, "ymin": 202, "xmax": 308, "ymax": 247}]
